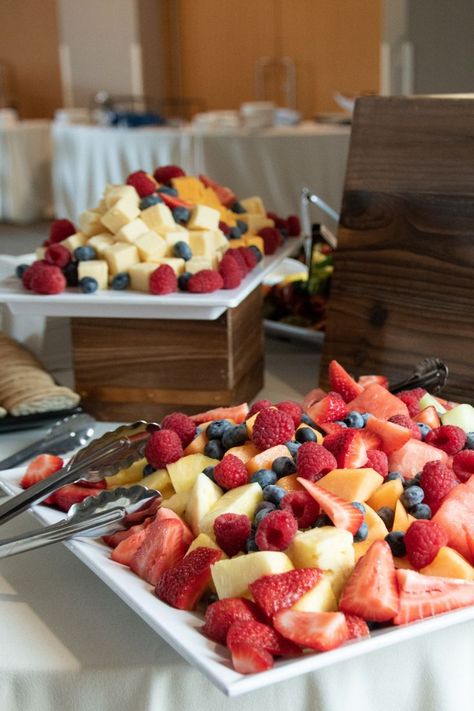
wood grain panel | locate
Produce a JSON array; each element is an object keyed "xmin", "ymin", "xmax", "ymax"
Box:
[{"xmin": 321, "ymin": 95, "xmax": 474, "ymax": 402}]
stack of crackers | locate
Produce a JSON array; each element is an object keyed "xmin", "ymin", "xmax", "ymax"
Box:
[{"xmin": 0, "ymin": 331, "xmax": 80, "ymax": 418}]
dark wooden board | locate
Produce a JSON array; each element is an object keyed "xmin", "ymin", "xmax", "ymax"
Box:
[{"xmin": 321, "ymin": 95, "xmax": 474, "ymax": 402}]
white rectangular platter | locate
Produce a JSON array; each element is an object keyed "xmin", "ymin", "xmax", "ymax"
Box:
[
  {"xmin": 0, "ymin": 237, "xmax": 303, "ymax": 320},
  {"xmin": 2, "ymin": 467, "xmax": 474, "ymax": 697}
]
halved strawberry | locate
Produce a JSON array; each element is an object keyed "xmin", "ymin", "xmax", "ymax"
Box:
[
  {"xmin": 20, "ymin": 454, "xmax": 63, "ymax": 489},
  {"xmin": 159, "ymin": 192, "xmax": 193, "ymax": 210},
  {"xmin": 306, "ymin": 392, "xmax": 347, "ymax": 425},
  {"xmin": 359, "ymin": 428, "xmax": 383, "ymax": 451},
  {"xmin": 130, "ymin": 517, "xmax": 189, "ymax": 586},
  {"xmin": 344, "ymin": 614, "xmax": 370, "ymax": 639},
  {"xmin": 249, "ymin": 569, "xmax": 323, "ymax": 619},
  {"xmin": 365, "ymin": 416, "xmax": 412, "ymax": 454},
  {"xmin": 317, "ymin": 421, "xmax": 347, "ymax": 435},
  {"xmin": 322, "ymin": 429, "xmax": 367, "ymax": 468},
  {"xmin": 226, "ymin": 619, "xmax": 301, "ymax": 657},
  {"xmin": 202, "ymin": 598, "xmax": 263, "ymax": 645},
  {"xmin": 155, "ymin": 547, "xmax": 223, "ymax": 610},
  {"xmin": 394, "ymin": 569, "xmax": 474, "ymax": 625},
  {"xmin": 229, "ymin": 642, "xmax": 274, "ymax": 674},
  {"xmin": 297, "ymin": 478, "xmax": 364, "ymax": 534},
  {"xmin": 328, "ymin": 360, "xmax": 364, "ymax": 403},
  {"xmin": 103, "ymin": 519, "xmax": 152, "ymax": 548},
  {"xmin": 302, "ymin": 387, "xmax": 327, "ymax": 413},
  {"xmin": 273, "ymin": 610, "xmax": 349, "ymax": 651},
  {"xmin": 190, "ymin": 402, "xmax": 249, "ymax": 425},
  {"xmin": 339, "ymin": 540, "xmax": 399, "ymax": 622},
  {"xmin": 52, "ymin": 483, "xmax": 104, "ymax": 512},
  {"xmin": 358, "ymin": 374, "xmax": 389, "ymax": 389},
  {"xmin": 111, "ymin": 528, "xmax": 148, "ymax": 566}
]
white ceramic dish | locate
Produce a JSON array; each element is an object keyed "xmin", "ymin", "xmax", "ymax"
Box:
[
  {"xmin": 0, "ymin": 238, "xmax": 303, "ymax": 320},
  {"xmin": 2, "ymin": 467, "xmax": 474, "ymax": 696}
]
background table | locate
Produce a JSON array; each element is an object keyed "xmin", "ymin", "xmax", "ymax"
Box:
[{"xmin": 0, "ymin": 120, "xmax": 52, "ymax": 224}]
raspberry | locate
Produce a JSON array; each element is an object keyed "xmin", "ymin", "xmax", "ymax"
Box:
[
  {"xmin": 202, "ymin": 598, "xmax": 262, "ymax": 644},
  {"xmin": 396, "ymin": 388, "xmax": 427, "ymax": 417},
  {"xmin": 161, "ymin": 411, "xmax": 196, "ymax": 448},
  {"xmin": 226, "ymin": 619, "xmax": 300, "ymax": 657},
  {"xmin": 149, "ymin": 264, "xmax": 177, "ymax": 295},
  {"xmin": 45, "ymin": 243, "xmax": 71, "ymax": 268},
  {"xmin": 286, "ymin": 215, "xmax": 301, "ymax": 236},
  {"xmin": 452, "ymin": 450, "xmax": 474, "ymax": 483},
  {"xmin": 30, "ymin": 264, "xmax": 66, "ymax": 295},
  {"xmin": 126, "ymin": 170, "xmax": 157, "ymax": 197},
  {"xmin": 420, "ymin": 461, "xmax": 457, "ymax": 513},
  {"xmin": 296, "ymin": 441, "xmax": 337, "ymax": 482},
  {"xmin": 404, "ymin": 519, "xmax": 448, "ymax": 569},
  {"xmin": 252, "ymin": 408, "xmax": 295, "ymax": 450},
  {"xmin": 276, "ymin": 400, "xmax": 303, "ymax": 427},
  {"xmin": 247, "ymin": 399, "xmax": 272, "ymax": 419},
  {"xmin": 153, "ymin": 164, "xmax": 186, "ymax": 185},
  {"xmin": 425, "ymin": 425, "xmax": 467, "ymax": 455},
  {"xmin": 255, "ymin": 509, "xmax": 298, "ymax": 551},
  {"xmin": 226, "ymin": 248, "xmax": 248, "ymax": 275},
  {"xmin": 218, "ymin": 220, "xmax": 231, "ymax": 236},
  {"xmin": 22, "ymin": 260, "xmax": 48, "ymax": 290},
  {"xmin": 280, "ymin": 490, "xmax": 319, "ymax": 528},
  {"xmin": 388, "ymin": 414, "xmax": 421, "ymax": 440},
  {"xmin": 49, "ymin": 218, "xmax": 76, "ymax": 244},
  {"xmin": 238, "ymin": 246, "xmax": 257, "ymax": 270},
  {"xmin": 258, "ymin": 227, "xmax": 282, "ymax": 255},
  {"xmin": 344, "ymin": 614, "xmax": 370, "ymax": 640},
  {"xmin": 267, "ymin": 211, "xmax": 288, "ymax": 231},
  {"xmin": 187, "ymin": 269, "xmax": 224, "ymax": 293},
  {"xmin": 218, "ymin": 253, "xmax": 242, "ymax": 289},
  {"xmin": 365, "ymin": 449, "xmax": 389, "ymax": 478},
  {"xmin": 145, "ymin": 429, "xmax": 183, "ymax": 469},
  {"xmin": 213, "ymin": 513, "xmax": 251, "ymax": 556},
  {"xmin": 214, "ymin": 454, "xmax": 248, "ymax": 490}
]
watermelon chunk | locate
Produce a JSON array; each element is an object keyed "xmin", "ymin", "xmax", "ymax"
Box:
[
  {"xmin": 190, "ymin": 403, "xmax": 249, "ymax": 425},
  {"xmin": 347, "ymin": 383, "xmax": 409, "ymax": 420},
  {"xmin": 432, "ymin": 478, "xmax": 474, "ymax": 564},
  {"xmin": 394, "ymin": 568, "xmax": 474, "ymax": 624},
  {"xmin": 387, "ymin": 439, "xmax": 448, "ymax": 480}
]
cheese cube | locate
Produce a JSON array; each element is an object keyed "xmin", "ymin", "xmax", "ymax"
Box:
[
  {"xmin": 36, "ymin": 247, "xmax": 46, "ymax": 260},
  {"xmin": 240, "ymin": 213, "xmax": 274, "ymax": 233},
  {"xmin": 128, "ymin": 263, "xmax": 157, "ymax": 292},
  {"xmin": 86, "ymin": 233, "xmax": 115, "ymax": 256},
  {"xmin": 60, "ymin": 232, "xmax": 87, "ymax": 253},
  {"xmin": 77, "ymin": 259, "xmax": 109, "ymax": 290},
  {"xmin": 141, "ymin": 203, "xmax": 176, "ymax": 231},
  {"xmin": 185, "ymin": 257, "xmax": 214, "ymax": 274},
  {"xmin": 214, "ymin": 229, "xmax": 230, "ymax": 251},
  {"xmin": 157, "ymin": 224, "xmax": 187, "ymax": 234},
  {"xmin": 101, "ymin": 197, "xmax": 140, "ymax": 233},
  {"xmin": 187, "ymin": 205, "xmax": 220, "ymax": 231},
  {"xmin": 115, "ymin": 218, "xmax": 149, "ymax": 244},
  {"xmin": 240, "ymin": 196, "xmax": 266, "ymax": 215},
  {"xmin": 104, "ymin": 184, "xmax": 139, "ymax": 208},
  {"xmin": 79, "ymin": 209, "xmax": 107, "ymax": 237},
  {"xmin": 103, "ymin": 243, "xmax": 139, "ymax": 275},
  {"xmin": 135, "ymin": 231, "xmax": 168, "ymax": 261},
  {"xmin": 95, "ymin": 198, "xmax": 108, "ymax": 214},
  {"xmin": 152, "ymin": 257, "xmax": 185, "ymax": 276},
  {"xmin": 188, "ymin": 231, "xmax": 216, "ymax": 258},
  {"xmin": 164, "ymin": 231, "xmax": 190, "ymax": 257},
  {"xmin": 244, "ymin": 235, "xmax": 265, "ymax": 253}
]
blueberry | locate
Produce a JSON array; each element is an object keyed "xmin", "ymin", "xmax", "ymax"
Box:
[
  {"xmin": 139, "ymin": 193, "xmax": 162, "ymax": 209},
  {"xmin": 410, "ymin": 503, "xmax": 432, "ymax": 519},
  {"xmin": 417, "ymin": 422, "xmax": 431, "ymax": 440},
  {"xmin": 111, "ymin": 272, "xmax": 130, "ymax": 290},
  {"xmin": 203, "ymin": 465, "xmax": 216, "ymax": 482},
  {"xmin": 250, "ymin": 468, "xmax": 277, "ymax": 489},
  {"xmin": 403, "ymin": 473, "xmax": 422, "ymax": 488},
  {"xmin": 236, "ymin": 219, "xmax": 248, "ymax": 234},
  {"xmin": 178, "ymin": 271, "xmax": 192, "ymax": 291},
  {"xmin": 63, "ymin": 261, "xmax": 79, "ymax": 286},
  {"xmin": 465, "ymin": 433, "xmax": 474, "ymax": 450},
  {"xmin": 204, "ymin": 439, "xmax": 225, "ymax": 460},
  {"xmin": 285, "ymin": 441, "xmax": 301, "ymax": 459},
  {"xmin": 15, "ymin": 263, "xmax": 30, "ymax": 279},
  {"xmin": 173, "ymin": 241, "xmax": 193, "ymax": 260},
  {"xmin": 351, "ymin": 501, "xmax": 366, "ymax": 514},
  {"xmin": 248, "ymin": 245, "xmax": 263, "ymax": 263},
  {"xmin": 377, "ymin": 506, "xmax": 395, "ymax": 529},
  {"xmin": 256, "ymin": 501, "xmax": 276, "ymax": 514},
  {"xmin": 401, "ymin": 486, "xmax": 424, "ymax": 509},
  {"xmin": 314, "ymin": 514, "xmax": 333, "ymax": 527},
  {"xmin": 263, "ymin": 484, "xmax": 287, "ymax": 506},
  {"xmin": 332, "ymin": 420, "xmax": 348, "ymax": 428},
  {"xmin": 143, "ymin": 463, "xmax": 156, "ymax": 476},
  {"xmin": 246, "ymin": 535, "xmax": 259, "ymax": 553},
  {"xmin": 221, "ymin": 424, "xmax": 248, "ymax": 449},
  {"xmin": 387, "ymin": 471, "xmax": 405, "ymax": 483},
  {"xmin": 385, "ymin": 531, "xmax": 406, "ymax": 557},
  {"xmin": 74, "ymin": 245, "xmax": 97, "ymax": 261},
  {"xmin": 206, "ymin": 419, "xmax": 233, "ymax": 440},
  {"xmin": 344, "ymin": 411, "xmax": 365, "ymax": 429},
  {"xmin": 255, "ymin": 508, "xmax": 272, "ymax": 526},
  {"xmin": 230, "ymin": 201, "xmax": 246, "ymax": 214},
  {"xmin": 360, "ymin": 413, "xmax": 370, "ymax": 426},
  {"xmin": 354, "ymin": 522, "xmax": 369, "ymax": 542},
  {"xmin": 301, "ymin": 413, "xmax": 318, "ymax": 428},
  {"xmin": 295, "ymin": 427, "xmax": 318, "ymax": 443},
  {"xmin": 172, "ymin": 206, "xmax": 191, "ymax": 224},
  {"xmin": 79, "ymin": 276, "xmax": 98, "ymax": 293},
  {"xmin": 229, "ymin": 226, "xmax": 242, "ymax": 239},
  {"xmin": 157, "ymin": 185, "xmax": 178, "ymax": 196},
  {"xmin": 272, "ymin": 456, "xmax": 296, "ymax": 477}
]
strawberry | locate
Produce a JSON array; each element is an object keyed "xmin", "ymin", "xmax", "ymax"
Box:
[
  {"xmin": 159, "ymin": 192, "xmax": 193, "ymax": 210},
  {"xmin": 155, "ymin": 547, "xmax": 222, "ymax": 610},
  {"xmin": 297, "ymin": 478, "xmax": 364, "ymax": 534},
  {"xmin": 339, "ymin": 540, "xmax": 400, "ymax": 622},
  {"xmin": 103, "ymin": 519, "xmax": 152, "ymax": 548},
  {"xmin": 306, "ymin": 392, "xmax": 348, "ymax": 425},
  {"xmin": 328, "ymin": 360, "xmax": 364, "ymax": 403},
  {"xmin": 202, "ymin": 598, "xmax": 263, "ymax": 645},
  {"xmin": 358, "ymin": 374, "xmax": 389, "ymax": 389},
  {"xmin": 323, "ymin": 429, "xmax": 367, "ymax": 468},
  {"xmin": 111, "ymin": 528, "xmax": 148, "ymax": 566},
  {"xmin": 317, "ymin": 421, "xmax": 347, "ymax": 435},
  {"xmin": 226, "ymin": 619, "xmax": 301, "ymax": 657},
  {"xmin": 130, "ymin": 517, "xmax": 189, "ymax": 586},
  {"xmin": 230, "ymin": 642, "xmax": 274, "ymax": 674},
  {"xmin": 20, "ymin": 454, "xmax": 63, "ymax": 489},
  {"xmin": 273, "ymin": 610, "xmax": 349, "ymax": 652},
  {"xmin": 344, "ymin": 614, "xmax": 370, "ymax": 639},
  {"xmin": 52, "ymin": 483, "xmax": 104, "ymax": 512},
  {"xmin": 365, "ymin": 416, "xmax": 412, "ymax": 454},
  {"xmin": 359, "ymin": 428, "xmax": 383, "ymax": 451},
  {"xmin": 249, "ymin": 569, "xmax": 323, "ymax": 619},
  {"xmin": 394, "ymin": 569, "xmax": 474, "ymax": 625}
]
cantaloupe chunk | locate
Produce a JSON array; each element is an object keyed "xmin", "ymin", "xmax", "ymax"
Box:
[
  {"xmin": 296, "ymin": 423, "xmax": 323, "ymax": 444},
  {"xmin": 183, "ymin": 422, "xmax": 211, "ymax": 455},
  {"xmin": 246, "ymin": 444, "xmax": 291, "ymax": 475},
  {"xmin": 367, "ymin": 478, "xmax": 404, "ymax": 512},
  {"xmin": 392, "ymin": 499, "xmax": 416, "ymax": 533},
  {"xmin": 420, "ymin": 546, "xmax": 474, "ymax": 580},
  {"xmin": 277, "ymin": 473, "xmax": 304, "ymax": 491},
  {"xmin": 353, "ymin": 504, "xmax": 389, "ymax": 561},
  {"xmin": 317, "ymin": 468, "xmax": 383, "ymax": 502},
  {"xmin": 226, "ymin": 442, "xmax": 260, "ymax": 464},
  {"xmin": 245, "ymin": 411, "xmax": 259, "ymax": 438}
]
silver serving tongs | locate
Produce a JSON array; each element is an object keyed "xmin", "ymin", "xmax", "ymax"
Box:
[
  {"xmin": 0, "ymin": 420, "xmax": 159, "ymax": 527},
  {"xmin": 0, "ymin": 485, "xmax": 162, "ymax": 559},
  {"xmin": 389, "ymin": 357, "xmax": 449, "ymax": 394}
]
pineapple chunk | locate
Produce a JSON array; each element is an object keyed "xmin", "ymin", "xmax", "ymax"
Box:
[
  {"xmin": 162, "ymin": 489, "xmax": 191, "ymax": 517},
  {"xmin": 140, "ymin": 468, "xmax": 174, "ymax": 498},
  {"xmin": 187, "ymin": 532, "xmax": 226, "ymax": 557},
  {"xmin": 166, "ymin": 453, "xmax": 219, "ymax": 493},
  {"xmin": 186, "ymin": 473, "xmax": 223, "ymax": 536},
  {"xmin": 200, "ymin": 483, "xmax": 263, "ymax": 537},
  {"xmin": 211, "ymin": 552, "xmax": 294, "ymax": 599},
  {"xmin": 291, "ymin": 574, "xmax": 337, "ymax": 612},
  {"xmin": 106, "ymin": 458, "xmax": 146, "ymax": 487}
]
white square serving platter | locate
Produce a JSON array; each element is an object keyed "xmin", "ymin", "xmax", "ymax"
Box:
[{"xmin": 1, "ymin": 467, "xmax": 474, "ymax": 697}]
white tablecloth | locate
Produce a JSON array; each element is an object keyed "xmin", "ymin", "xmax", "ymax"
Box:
[
  {"xmin": 0, "ymin": 121, "xmax": 52, "ymax": 224},
  {"xmin": 52, "ymin": 122, "xmax": 350, "ymax": 222}
]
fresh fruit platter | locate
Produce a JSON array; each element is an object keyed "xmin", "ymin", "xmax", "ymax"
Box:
[
  {"xmin": 13, "ymin": 166, "xmax": 301, "ymax": 297},
  {"xmin": 3, "ymin": 360, "xmax": 474, "ymax": 694}
]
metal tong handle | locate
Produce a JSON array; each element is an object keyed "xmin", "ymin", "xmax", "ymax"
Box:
[
  {"xmin": 0, "ymin": 508, "xmax": 125, "ymax": 559},
  {"xmin": 0, "ymin": 441, "xmax": 51, "ymax": 472},
  {"xmin": 389, "ymin": 358, "xmax": 449, "ymax": 394}
]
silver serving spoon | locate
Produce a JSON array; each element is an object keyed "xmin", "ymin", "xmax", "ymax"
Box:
[
  {"xmin": 0, "ymin": 412, "xmax": 96, "ymax": 471},
  {"xmin": 0, "ymin": 485, "xmax": 162, "ymax": 559}
]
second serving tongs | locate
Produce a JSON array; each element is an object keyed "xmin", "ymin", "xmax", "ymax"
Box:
[{"xmin": 0, "ymin": 420, "xmax": 159, "ymax": 527}]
